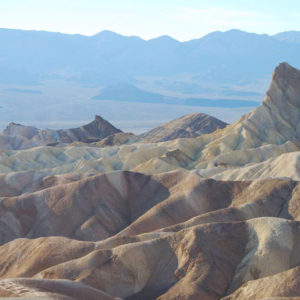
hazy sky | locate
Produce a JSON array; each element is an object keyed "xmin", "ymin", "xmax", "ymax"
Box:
[{"xmin": 0, "ymin": 0, "xmax": 300, "ymax": 40}]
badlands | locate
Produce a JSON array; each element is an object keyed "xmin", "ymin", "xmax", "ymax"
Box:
[{"xmin": 1, "ymin": 63, "xmax": 300, "ymax": 299}]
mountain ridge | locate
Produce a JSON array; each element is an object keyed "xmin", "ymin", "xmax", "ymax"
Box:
[
  {"xmin": 2, "ymin": 27, "xmax": 297, "ymax": 43},
  {"xmin": 0, "ymin": 115, "xmax": 121, "ymax": 150},
  {"xmin": 0, "ymin": 170, "xmax": 299, "ymax": 299},
  {"xmin": 141, "ymin": 112, "xmax": 228, "ymax": 142},
  {"xmin": 1, "ymin": 27, "xmax": 300, "ymax": 85}
]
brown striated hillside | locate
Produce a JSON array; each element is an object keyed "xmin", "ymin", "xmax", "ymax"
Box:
[{"xmin": 0, "ymin": 169, "xmax": 299, "ymax": 299}]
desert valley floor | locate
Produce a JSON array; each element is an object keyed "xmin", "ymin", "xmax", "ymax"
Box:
[{"xmin": 0, "ymin": 63, "xmax": 300, "ymax": 299}]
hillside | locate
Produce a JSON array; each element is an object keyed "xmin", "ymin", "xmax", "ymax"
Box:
[
  {"xmin": 2, "ymin": 62, "xmax": 300, "ymax": 299},
  {"xmin": 141, "ymin": 112, "xmax": 228, "ymax": 142},
  {"xmin": 0, "ymin": 170, "xmax": 300, "ymax": 298}
]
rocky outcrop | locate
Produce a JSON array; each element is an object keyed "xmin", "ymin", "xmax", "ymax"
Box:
[{"xmin": 191, "ymin": 62, "xmax": 300, "ymax": 169}]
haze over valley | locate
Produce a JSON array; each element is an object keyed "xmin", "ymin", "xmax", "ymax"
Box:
[{"xmin": 1, "ymin": 28, "xmax": 300, "ymax": 131}]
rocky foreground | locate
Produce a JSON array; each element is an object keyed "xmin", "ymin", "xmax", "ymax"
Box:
[{"xmin": 1, "ymin": 63, "xmax": 300, "ymax": 299}]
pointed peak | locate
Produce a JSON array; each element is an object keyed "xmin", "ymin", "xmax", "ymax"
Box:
[
  {"xmin": 4, "ymin": 122, "xmax": 27, "ymax": 133},
  {"xmin": 91, "ymin": 115, "xmax": 122, "ymax": 132},
  {"xmin": 249, "ymin": 62, "xmax": 300, "ymax": 120},
  {"xmin": 272, "ymin": 62, "xmax": 300, "ymax": 81},
  {"xmin": 81, "ymin": 115, "xmax": 122, "ymax": 137},
  {"xmin": 6, "ymin": 122, "xmax": 22, "ymax": 128},
  {"xmin": 148, "ymin": 35, "xmax": 179, "ymax": 44},
  {"xmin": 94, "ymin": 115, "xmax": 105, "ymax": 122},
  {"xmin": 93, "ymin": 30, "xmax": 121, "ymax": 37}
]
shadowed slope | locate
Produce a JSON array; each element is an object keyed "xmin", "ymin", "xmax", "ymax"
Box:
[
  {"xmin": 1, "ymin": 169, "xmax": 300, "ymax": 247},
  {"xmin": 1, "ymin": 218, "xmax": 300, "ymax": 299},
  {"xmin": 0, "ymin": 170, "xmax": 299, "ymax": 298}
]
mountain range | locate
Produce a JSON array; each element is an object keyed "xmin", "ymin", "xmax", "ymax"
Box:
[
  {"xmin": 3, "ymin": 28, "xmax": 300, "ymax": 130},
  {"xmin": 0, "ymin": 27, "xmax": 300, "ymax": 87}
]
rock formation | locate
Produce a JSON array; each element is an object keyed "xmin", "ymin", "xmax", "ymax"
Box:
[
  {"xmin": 0, "ymin": 63, "xmax": 298, "ymax": 178},
  {"xmin": 140, "ymin": 112, "xmax": 228, "ymax": 142},
  {"xmin": 1, "ymin": 63, "xmax": 300, "ymax": 299},
  {"xmin": 0, "ymin": 115, "xmax": 121, "ymax": 150}
]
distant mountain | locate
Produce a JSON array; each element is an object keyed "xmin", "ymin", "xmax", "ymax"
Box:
[
  {"xmin": 93, "ymin": 83, "xmax": 259, "ymax": 107},
  {"xmin": 273, "ymin": 31, "xmax": 300, "ymax": 44},
  {"xmin": 1, "ymin": 28, "xmax": 300, "ymax": 86},
  {"xmin": 140, "ymin": 112, "xmax": 228, "ymax": 142},
  {"xmin": 92, "ymin": 83, "xmax": 177, "ymax": 104},
  {"xmin": 0, "ymin": 115, "xmax": 121, "ymax": 150}
]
